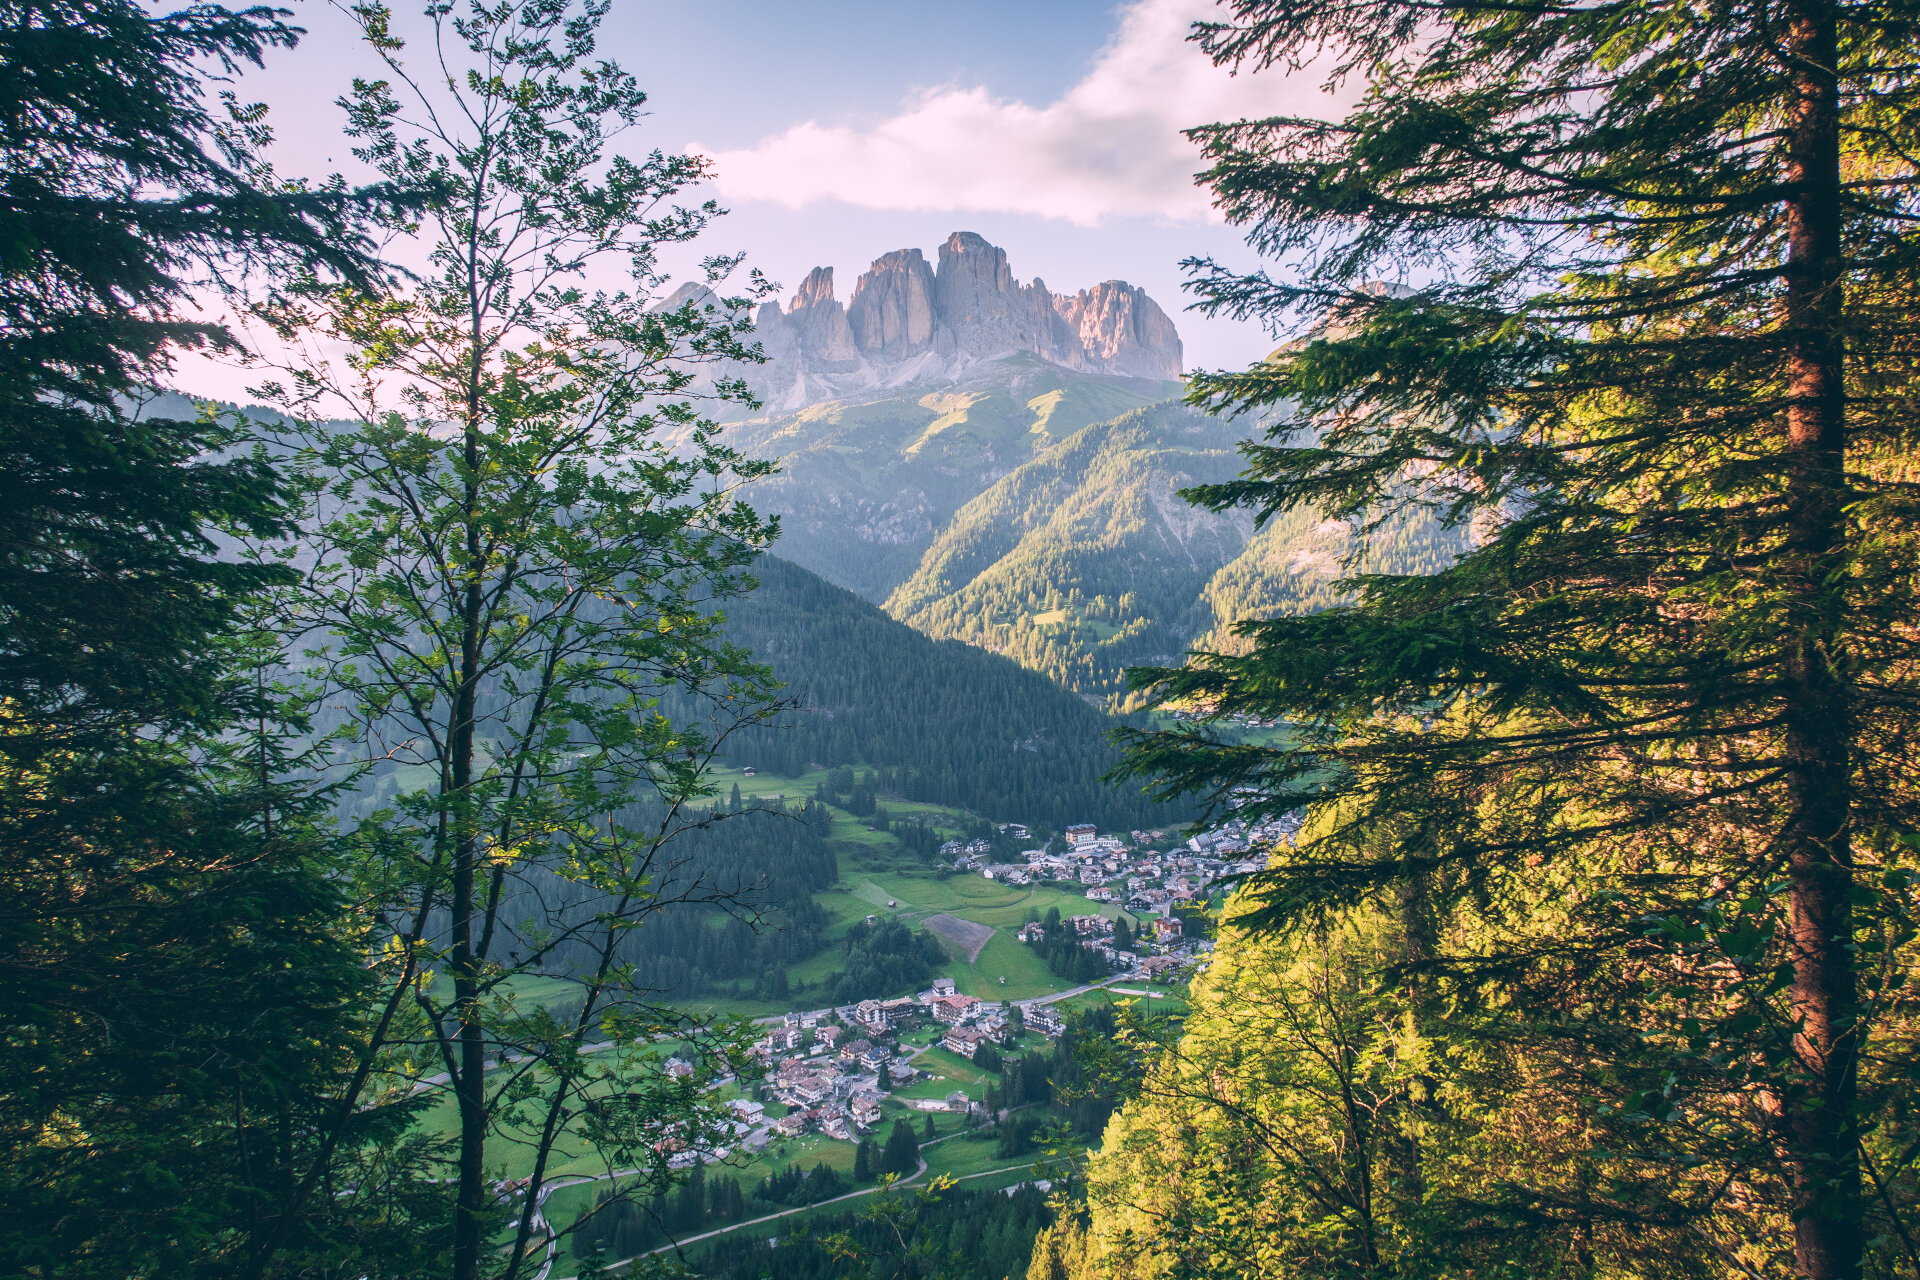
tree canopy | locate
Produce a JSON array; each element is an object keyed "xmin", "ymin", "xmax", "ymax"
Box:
[{"xmin": 1121, "ymin": 0, "xmax": 1920, "ymax": 1276}]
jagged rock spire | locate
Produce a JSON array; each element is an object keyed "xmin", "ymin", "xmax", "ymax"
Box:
[{"xmin": 749, "ymin": 232, "xmax": 1183, "ymax": 408}]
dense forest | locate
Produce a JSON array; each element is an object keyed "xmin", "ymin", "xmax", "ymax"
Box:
[
  {"xmin": 884, "ymin": 404, "xmax": 1250, "ymax": 706},
  {"xmin": 830, "ymin": 916, "xmax": 949, "ymax": 1003},
  {"xmin": 530, "ymin": 800, "xmax": 839, "ymax": 1001},
  {"xmin": 709, "ymin": 555, "xmax": 1182, "ymax": 828},
  {"xmin": 684, "ymin": 1183, "xmax": 1056, "ymax": 1280},
  {"xmin": 567, "ymin": 1164, "xmax": 751, "ymax": 1262}
]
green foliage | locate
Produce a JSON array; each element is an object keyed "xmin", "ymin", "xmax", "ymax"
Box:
[
  {"xmin": 694, "ymin": 1181, "xmax": 1055, "ymax": 1280},
  {"xmin": 994, "ymin": 1113, "xmax": 1042, "ymax": 1158},
  {"xmin": 1116, "ymin": 0, "xmax": 1920, "ymax": 1275},
  {"xmin": 1024, "ymin": 916, "xmax": 1114, "ymax": 984},
  {"xmin": 529, "ymin": 799, "xmax": 838, "ymax": 1000},
  {"xmin": 836, "ymin": 918, "xmax": 948, "ymax": 1003},
  {"xmin": 989, "ymin": 1008, "xmax": 1123, "ymax": 1147},
  {"xmin": 0, "ymin": 0, "xmax": 401, "ymax": 741},
  {"xmin": 570, "ymin": 1166, "xmax": 750, "ymax": 1259},
  {"xmin": 880, "ymin": 1119, "xmax": 923, "ymax": 1177},
  {"xmin": 0, "ymin": 3, "xmax": 434, "ymax": 1276},
  {"xmin": 714, "ymin": 556, "xmax": 1184, "ymax": 830},
  {"xmin": 1073, "ymin": 909, "xmax": 1452, "ymax": 1278},
  {"xmin": 248, "ymin": 2, "xmax": 786, "ymax": 1275},
  {"xmin": 883, "ymin": 404, "xmax": 1461, "ymax": 708},
  {"xmin": 754, "ymin": 1161, "xmax": 847, "ymax": 1209},
  {"xmin": 0, "ymin": 733, "xmax": 451, "ymax": 1280}
]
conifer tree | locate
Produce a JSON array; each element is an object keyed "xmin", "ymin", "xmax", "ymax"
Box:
[
  {"xmin": 854, "ymin": 1137, "xmax": 874, "ymax": 1182},
  {"xmin": 0, "ymin": 0, "xmax": 396, "ymax": 739},
  {"xmin": 0, "ymin": 4, "xmax": 424, "ymax": 1275},
  {"xmin": 880, "ymin": 1119, "xmax": 921, "ymax": 1177},
  {"xmin": 1122, "ymin": 2, "xmax": 1920, "ymax": 1276}
]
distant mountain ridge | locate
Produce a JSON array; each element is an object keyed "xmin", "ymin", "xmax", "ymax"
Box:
[{"xmin": 666, "ymin": 231, "xmax": 1183, "ymax": 413}]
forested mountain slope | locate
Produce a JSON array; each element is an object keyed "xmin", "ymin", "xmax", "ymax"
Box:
[
  {"xmin": 1186, "ymin": 502, "xmax": 1466, "ymax": 656},
  {"xmin": 878, "ymin": 401, "xmax": 1464, "ymax": 705},
  {"xmin": 882, "ymin": 402, "xmax": 1245, "ymax": 706},
  {"xmin": 712, "ymin": 555, "xmax": 1179, "ymax": 830},
  {"xmin": 707, "ymin": 354, "xmax": 1175, "ymax": 600}
]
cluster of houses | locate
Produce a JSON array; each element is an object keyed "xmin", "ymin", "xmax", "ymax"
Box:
[
  {"xmin": 1016, "ymin": 913, "xmax": 1189, "ymax": 979},
  {"xmin": 718, "ymin": 816, "xmax": 1310, "ymax": 1151},
  {"xmin": 952, "ymin": 816, "xmax": 1304, "ymax": 958},
  {"xmin": 744, "ymin": 976, "xmax": 1076, "ymax": 1142}
]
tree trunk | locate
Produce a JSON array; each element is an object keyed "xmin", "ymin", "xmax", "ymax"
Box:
[
  {"xmin": 450, "ymin": 418, "xmax": 488, "ymax": 1280},
  {"xmin": 1779, "ymin": 1, "xmax": 1860, "ymax": 1276}
]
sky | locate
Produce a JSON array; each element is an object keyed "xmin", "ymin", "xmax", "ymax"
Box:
[{"xmin": 173, "ymin": 0, "xmax": 1352, "ymax": 400}]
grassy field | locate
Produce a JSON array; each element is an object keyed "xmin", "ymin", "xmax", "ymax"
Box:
[
  {"xmin": 912, "ymin": 1044, "xmax": 997, "ymax": 1089},
  {"xmin": 890, "ymin": 1072, "xmax": 970, "ymax": 1102},
  {"xmin": 665, "ymin": 761, "xmax": 1159, "ymax": 1016},
  {"xmin": 950, "ymin": 930, "xmax": 1061, "ymax": 999},
  {"xmin": 490, "ymin": 972, "xmax": 600, "ymax": 1011}
]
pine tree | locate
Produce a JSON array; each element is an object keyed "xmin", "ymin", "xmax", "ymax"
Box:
[
  {"xmin": 922, "ymin": 1114, "xmax": 937, "ymax": 1141},
  {"xmin": 0, "ymin": 0, "xmax": 395, "ymax": 740},
  {"xmin": 853, "ymin": 1138, "xmax": 874, "ymax": 1182},
  {"xmin": 880, "ymin": 1120, "xmax": 921, "ymax": 1177},
  {"xmin": 1122, "ymin": 3, "xmax": 1920, "ymax": 1276},
  {"xmin": 0, "ymin": 4, "xmax": 425, "ymax": 1277}
]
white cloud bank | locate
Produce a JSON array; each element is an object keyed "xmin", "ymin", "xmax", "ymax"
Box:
[{"xmin": 699, "ymin": 0, "xmax": 1350, "ymax": 226}]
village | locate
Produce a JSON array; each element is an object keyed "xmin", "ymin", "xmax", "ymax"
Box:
[{"xmin": 706, "ymin": 811, "xmax": 1305, "ymax": 1154}]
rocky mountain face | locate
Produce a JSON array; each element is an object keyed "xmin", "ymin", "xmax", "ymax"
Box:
[{"xmin": 748, "ymin": 232, "xmax": 1182, "ymax": 411}]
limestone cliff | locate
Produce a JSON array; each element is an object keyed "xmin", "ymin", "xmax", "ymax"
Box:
[{"xmin": 746, "ymin": 231, "xmax": 1183, "ymax": 411}]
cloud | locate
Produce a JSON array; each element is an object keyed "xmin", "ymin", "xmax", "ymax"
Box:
[{"xmin": 697, "ymin": 0, "xmax": 1350, "ymax": 226}]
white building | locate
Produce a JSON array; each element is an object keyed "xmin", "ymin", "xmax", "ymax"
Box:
[{"xmin": 1025, "ymin": 1005, "xmax": 1065, "ymax": 1037}]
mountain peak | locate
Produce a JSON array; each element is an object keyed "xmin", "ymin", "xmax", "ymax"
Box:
[
  {"xmin": 790, "ymin": 265, "xmax": 838, "ymax": 312},
  {"xmin": 750, "ymin": 232, "xmax": 1182, "ymax": 410}
]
